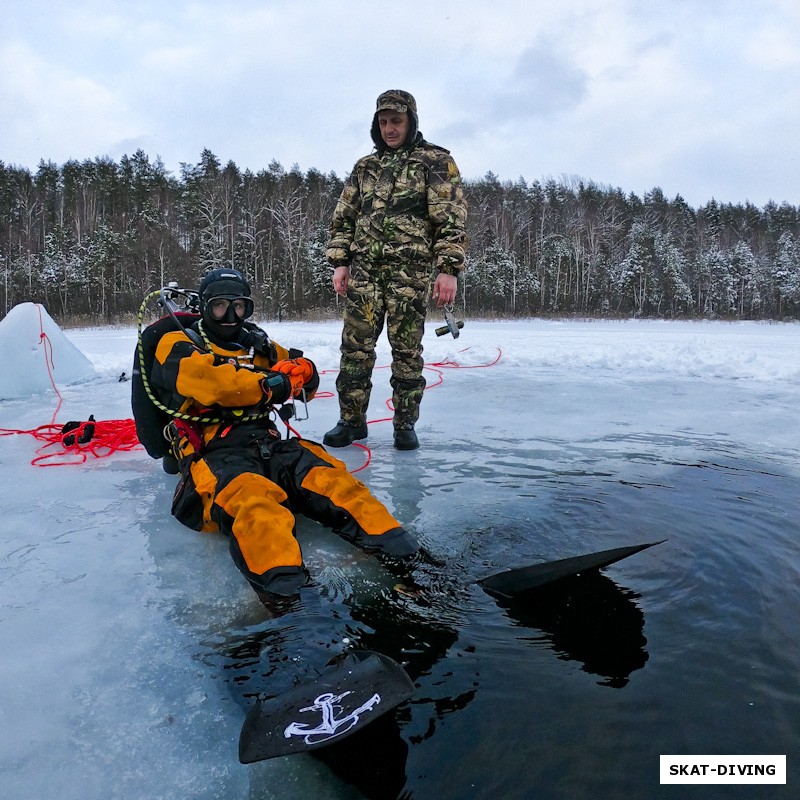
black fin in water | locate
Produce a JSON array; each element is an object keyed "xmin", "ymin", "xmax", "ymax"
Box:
[{"xmin": 478, "ymin": 540, "xmax": 666, "ymax": 599}]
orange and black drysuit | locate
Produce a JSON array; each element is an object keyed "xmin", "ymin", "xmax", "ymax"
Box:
[{"xmin": 150, "ymin": 320, "xmax": 418, "ymax": 598}]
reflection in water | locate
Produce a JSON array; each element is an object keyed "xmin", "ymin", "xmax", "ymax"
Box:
[
  {"xmin": 311, "ymin": 587, "xmax": 471, "ymax": 798},
  {"xmin": 197, "ymin": 579, "xmax": 466, "ymax": 800},
  {"xmin": 311, "ymin": 712, "xmax": 410, "ymax": 800},
  {"xmin": 499, "ymin": 571, "xmax": 648, "ymax": 688},
  {"xmin": 321, "ymin": 583, "xmax": 476, "ymax": 798}
]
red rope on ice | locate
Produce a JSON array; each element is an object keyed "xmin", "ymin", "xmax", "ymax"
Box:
[
  {"xmin": 0, "ymin": 418, "xmax": 143, "ymax": 467},
  {"xmin": 36, "ymin": 304, "xmax": 61, "ymax": 402},
  {"xmin": 0, "ymin": 304, "xmax": 144, "ymax": 466},
  {"xmin": 319, "ymin": 346, "xmax": 503, "ymax": 472},
  {"xmin": 29, "ymin": 302, "xmax": 65, "ymax": 422}
]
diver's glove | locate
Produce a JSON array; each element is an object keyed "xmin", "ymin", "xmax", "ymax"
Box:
[
  {"xmin": 378, "ymin": 547, "xmax": 448, "ymax": 602},
  {"xmin": 272, "ymin": 357, "xmax": 315, "ymax": 397}
]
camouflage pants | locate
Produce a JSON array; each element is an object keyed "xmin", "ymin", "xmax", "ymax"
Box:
[{"xmin": 337, "ymin": 260, "xmax": 432, "ymax": 428}]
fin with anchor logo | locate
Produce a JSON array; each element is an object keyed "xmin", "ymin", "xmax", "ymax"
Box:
[
  {"xmin": 238, "ymin": 650, "xmax": 414, "ymax": 763},
  {"xmin": 283, "ymin": 689, "xmax": 381, "ymax": 745}
]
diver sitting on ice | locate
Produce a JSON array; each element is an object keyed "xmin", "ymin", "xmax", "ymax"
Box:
[{"xmin": 133, "ymin": 268, "xmax": 419, "ymax": 611}]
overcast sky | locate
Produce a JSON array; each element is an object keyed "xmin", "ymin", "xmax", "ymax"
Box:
[{"xmin": 2, "ymin": 0, "xmax": 799, "ymax": 208}]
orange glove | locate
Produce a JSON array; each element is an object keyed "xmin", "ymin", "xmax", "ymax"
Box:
[{"xmin": 271, "ymin": 357, "xmax": 314, "ymax": 397}]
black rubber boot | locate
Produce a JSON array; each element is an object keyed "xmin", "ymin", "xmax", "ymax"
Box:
[
  {"xmin": 253, "ymin": 567, "xmax": 311, "ymax": 618},
  {"xmin": 393, "ymin": 425, "xmax": 419, "ymax": 450},
  {"xmin": 255, "ymin": 591, "xmax": 301, "ymax": 619},
  {"xmin": 323, "ymin": 419, "xmax": 368, "ymax": 447}
]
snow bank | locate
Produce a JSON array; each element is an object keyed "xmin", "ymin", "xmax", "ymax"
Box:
[{"xmin": 0, "ymin": 303, "xmax": 97, "ymax": 399}]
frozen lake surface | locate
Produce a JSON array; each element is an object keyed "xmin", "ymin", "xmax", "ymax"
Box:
[{"xmin": 1, "ymin": 316, "xmax": 799, "ymax": 799}]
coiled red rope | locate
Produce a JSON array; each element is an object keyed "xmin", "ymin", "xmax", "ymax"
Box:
[
  {"xmin": 0, "ymin": 303, "xmax": 144, "ymax": 466},
  {"xmin": 0, "ymin": 418, "xmax": 143, "ymax": 467}
]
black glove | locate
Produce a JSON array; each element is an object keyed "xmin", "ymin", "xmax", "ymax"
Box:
[
  {"xmin": 378, "ymin": 547, "xmax": 448, "ymax": 603},
  {"xmin": 260, "ymin": 372, "xmax": 292, "ymax": 405}
]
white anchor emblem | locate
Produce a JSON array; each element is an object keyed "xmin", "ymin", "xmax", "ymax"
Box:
[{"xmin": 284, "ymin": 690, "xmax": 381, "ymax": 744}]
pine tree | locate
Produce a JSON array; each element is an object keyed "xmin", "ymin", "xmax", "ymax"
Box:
[{"xmin": 773, "ymin": 231, "xmax": 799, "ymax": 316}]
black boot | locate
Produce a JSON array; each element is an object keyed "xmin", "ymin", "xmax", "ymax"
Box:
[
  {"xmin": 255, "ymin": 590, "xmax": 301, "ymax": 619},
  {"xmin": 323, "ymin": 419, "xmax": 368, "ymax": 447},
  {"xmin": 253, "ymin": 566, "xmax": 310, "ymax": 618},
  {"xmin": 393, "ymin": 424, "xmax": 419, "ymax": 450}
]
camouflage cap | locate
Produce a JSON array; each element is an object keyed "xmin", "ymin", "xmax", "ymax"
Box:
[{"xmin": 375, "ymin": 89, "xmax": 417, "ymax": 116}]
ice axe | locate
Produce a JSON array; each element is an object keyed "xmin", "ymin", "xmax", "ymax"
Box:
[{"xmin": 435, "ymin": 304, "xmax": 464, "ymax": 339}]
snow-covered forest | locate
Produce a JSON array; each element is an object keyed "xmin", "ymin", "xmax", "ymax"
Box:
[{"xmin": 1, "ymin": 148, "xmax": 799, "ymax": 322}]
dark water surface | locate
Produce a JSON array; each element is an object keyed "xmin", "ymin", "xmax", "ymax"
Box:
[{"xmin": 172, "ymin": 373, "xmax": 800, "ymax": 800}]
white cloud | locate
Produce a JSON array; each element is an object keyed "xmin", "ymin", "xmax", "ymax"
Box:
[
  {"xmin": 0, "ymin": 41, "xmax": 143, "ymax": 165},
  {"xmin": 1, "ymin": 0, "xmax": 799, "ymax": 206}
]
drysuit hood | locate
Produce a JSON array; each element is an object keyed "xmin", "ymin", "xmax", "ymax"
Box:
[{"xmin": 198, "ymin": 268, "xmax": 253, "ymax": 343}]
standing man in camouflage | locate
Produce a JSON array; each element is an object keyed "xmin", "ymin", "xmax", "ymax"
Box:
[{"xmin": 324, "ymin": 89, "xmax": 468, "ymax": 451}]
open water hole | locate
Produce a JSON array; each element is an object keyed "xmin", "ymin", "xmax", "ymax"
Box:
[{"xmin": 162, "ymin": 374, "xmax": 800, "ymax": 800}]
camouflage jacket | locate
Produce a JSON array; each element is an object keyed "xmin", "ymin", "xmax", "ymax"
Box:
[{"xmin": 326, "ymin": 137, "xmax": 468, "ymax": 275}]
